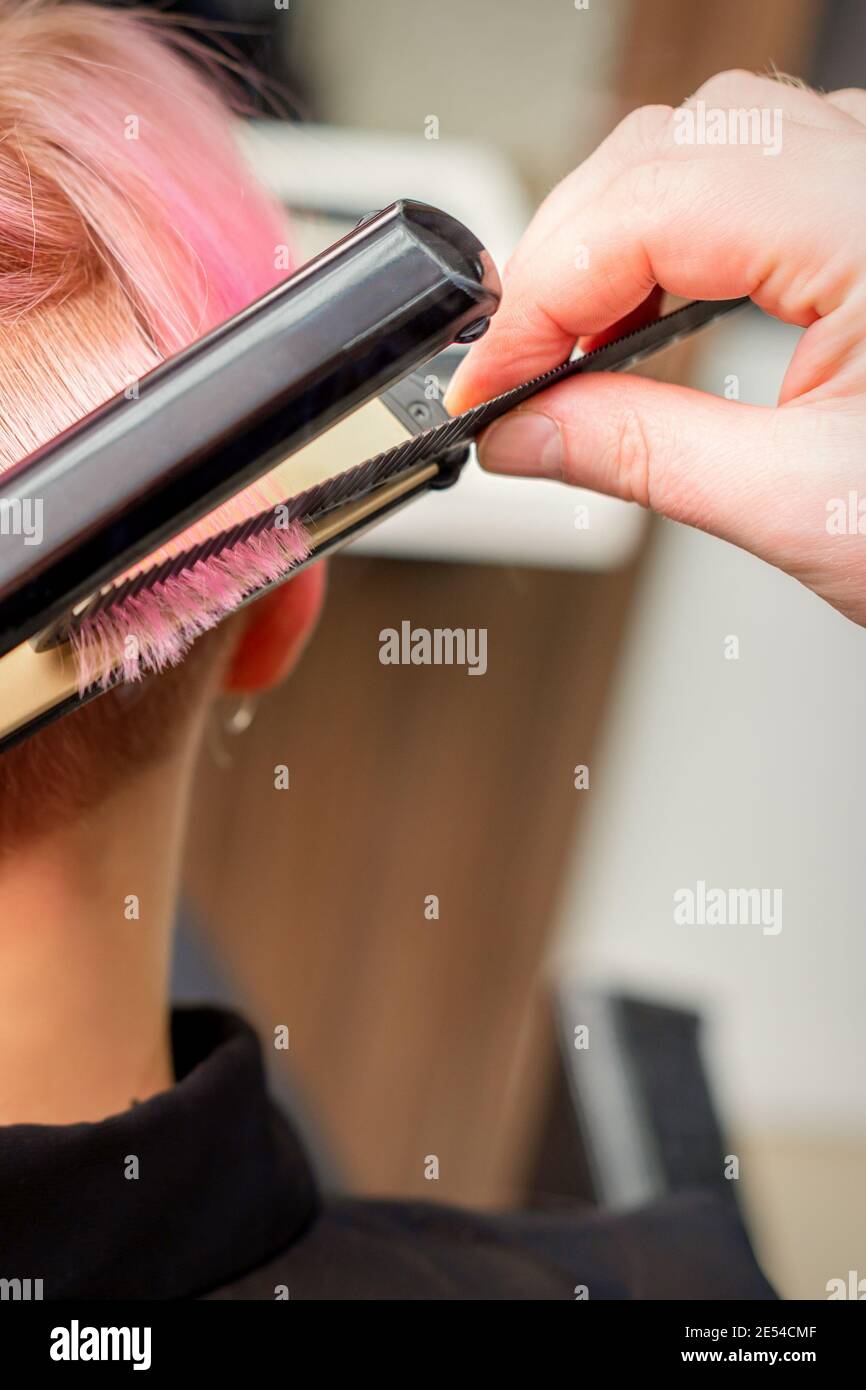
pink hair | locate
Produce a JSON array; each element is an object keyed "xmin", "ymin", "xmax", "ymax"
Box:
[{"xmin": 0, "ymin": 0, "xmax": 309, "ymax": 686}]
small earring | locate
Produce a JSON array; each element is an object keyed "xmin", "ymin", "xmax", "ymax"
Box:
[
  {"xmin": 208, "ymin": 694, "xmax": 259, "ymax": 769},
  {"xmin": 221, "ymin": 693, "xmax": 259, "ymax": 735}
]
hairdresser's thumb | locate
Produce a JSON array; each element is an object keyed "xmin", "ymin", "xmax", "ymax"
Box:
[{"xmin": 476, "ymin": 372, "xmax": 786, "ymax": 556}]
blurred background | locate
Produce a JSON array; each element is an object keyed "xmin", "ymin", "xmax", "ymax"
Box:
[{"xmin": 107, "ymin": 0, "xmax": 865, "ymax": 1298}]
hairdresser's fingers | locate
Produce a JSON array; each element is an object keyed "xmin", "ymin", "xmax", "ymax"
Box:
[
  {"xmin": 442, "ymin": 117, "xmax": 676, "ymax": 408},
  {"xmin": 683, "ymin": 68, "xmax": 852, "ymax": 132},
  {"xmin": 447, "ymin": 117, "xmax": 866, "ymax": 413},
  {"xmin": 453, "ymin": 108, "xmax": 688, "ymax": 393},
  {"xmin": 733, "ymin": 91, "xmax": 866, "ymax": 404},
  {"xmin": 504, "ymin": 73, "xmax": 846, "ymax": 284},
  {"xmin": 449, "ymin": 72, "xmax": 864, "ymax": 412},
  {"xmin": 476, "ymin": 374, "xmax": 810, "ymax": 564},
  {"xmin": 478, "ymin": 374, "xmax": 866, "ymax": 626}
]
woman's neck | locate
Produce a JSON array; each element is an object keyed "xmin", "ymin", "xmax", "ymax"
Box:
[{"xmin": 0, "ymin": 750, "xmax": 195, "ymax": 1125}]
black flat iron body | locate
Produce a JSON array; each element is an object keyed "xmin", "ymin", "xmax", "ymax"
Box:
[{"xmin": 0, "ymin": 201, "xmax": 501, "ymax": 658}]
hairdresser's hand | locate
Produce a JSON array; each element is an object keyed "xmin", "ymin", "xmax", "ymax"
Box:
[{"xmin": 446, "ymin": 72, "xmax": 866, "ymax": 627}]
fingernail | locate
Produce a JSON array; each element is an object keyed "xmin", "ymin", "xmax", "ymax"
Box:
[{"xmin": 478, "ymin": 411, "xmax": 563, "ymax": 478}]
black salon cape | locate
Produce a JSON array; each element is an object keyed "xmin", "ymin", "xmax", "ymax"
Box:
[{"xmin": 0, "ymin": 1007, "xmax": 775, "ymax": 1300}]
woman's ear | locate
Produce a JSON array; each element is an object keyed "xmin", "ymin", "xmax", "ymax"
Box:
[{"xmin": 221, "ymin": 562, "xmax": 327, "ymax": 694}]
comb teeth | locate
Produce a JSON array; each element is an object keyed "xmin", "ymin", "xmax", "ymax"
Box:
[{"xmin": 69, "ymin": 520, "xmax": 310, "ymax": 694}]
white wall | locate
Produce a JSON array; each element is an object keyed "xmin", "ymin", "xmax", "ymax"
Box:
[{"xmin": 552, "ymin": 308, "xmax": 866, "ymax": 1138}]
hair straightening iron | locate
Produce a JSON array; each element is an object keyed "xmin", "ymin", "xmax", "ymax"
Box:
[{"xmin": 0, "ymin": 200, "xmax": 746, "ymax": 751}]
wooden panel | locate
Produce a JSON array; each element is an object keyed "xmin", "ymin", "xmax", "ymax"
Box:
[
  {"xmin": 613, "ymin": 0, "xmax": 822, "ymax": 111},
  {"xmin": 185, "ymin": 554, "xmax": 636, "ymax": 1205}
]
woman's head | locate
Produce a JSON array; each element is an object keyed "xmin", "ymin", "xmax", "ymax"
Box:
[{"xmin": 0, "ymin": 0, "xmax": 324, "ymax": 843}]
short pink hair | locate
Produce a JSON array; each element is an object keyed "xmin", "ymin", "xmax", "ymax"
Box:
[
  {"xmin": 0, "ymin": 0, "xmax": 307, "ymax": 686},
  {"xmin": 0, "ymin": 1, "xmax": 303, "ymax": 835}
]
